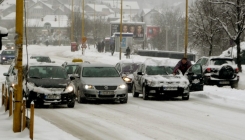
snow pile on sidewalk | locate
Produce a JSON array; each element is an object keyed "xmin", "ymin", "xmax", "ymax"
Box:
[
  {"xmin": 220, "ymin": 41, "xmax": 245, "ymax": 58},
  {"xmin": 0, "ymin": 105, "xmax": 79, "ymax": 140}
]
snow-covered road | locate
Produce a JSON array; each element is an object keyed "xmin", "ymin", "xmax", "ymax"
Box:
[
  {"xmin": 34, "ymin": 93, "xmax": 245, "ymax": 140},
  {"xmin": 1, "ymin": 45, "xmax": 245, "ymax": 140}
]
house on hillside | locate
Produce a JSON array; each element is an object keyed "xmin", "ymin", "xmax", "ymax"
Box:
[
  {"xmin": 140, "ymin": 9, "xmax": 161, "ymax": 25},
  {"xmin": 85, "ymin": 4, "xmax": 114, "ymax": 17}
]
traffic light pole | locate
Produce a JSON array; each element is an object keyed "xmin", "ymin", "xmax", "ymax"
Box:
[{"xmin": 13, "ymin": 0, "xmax": 23, "ymax": 132}]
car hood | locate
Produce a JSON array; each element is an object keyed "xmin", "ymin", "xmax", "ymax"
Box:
[
  {"xmin": 144, "ymin": 75, "xmax": 189, "ymax": 87},
  {"xmin": 81, "ymin": 77, "xmax": 125, "ymax": 86},
  {"xmin": 1, "ymin": 54, "xmax": 15, "ymax": 57},
  {"xmin": 27, "ymin": 78, "xmax": 69, "ymax": 88}
]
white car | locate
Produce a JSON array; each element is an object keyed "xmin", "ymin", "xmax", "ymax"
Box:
[{"xmin": 132, "ymin": 58, "xmax": 204, "ymax": 100}]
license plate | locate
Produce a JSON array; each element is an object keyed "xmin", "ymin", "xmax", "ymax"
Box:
[
  {"xmin": 219, "ymin": 81, "xmax": 230, "ymax": 84},
  {"xmin": 163, "ymin": 87, "xmax": 178, "ymax": 91},
  {"xmin": 101, "ymin": 91, "xmax": 114, "ymax": 95},
  {"xmin": 45, "ymin": 94, "xmax": 61, "ymax": 99}
]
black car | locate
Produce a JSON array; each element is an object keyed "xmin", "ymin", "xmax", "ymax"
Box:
[
  {"xmin": 196, "ymin": 56, "xmax": 239, "ymax": 88},
  {"xmin": 30, "ymin": 55, "xmax": 55, "ymax": 63},
  {"xmin": 115, "ymin": 60, "xmax": 142, "ymax": 91},
  {"xmin": 21, "ymin": 63, "xmax": 76, "ymax": 108},
  {"xmin": 0, "ymin": 49, "xmax": 15, "ymax": 64}
]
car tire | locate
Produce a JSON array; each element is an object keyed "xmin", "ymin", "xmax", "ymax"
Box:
[
  {"xmin": 231, "ymin": 83, "xmax": 238, "ymax": 89},
  {"xmin": 77, "ymin": 89, "xmax": 86, "ymax": 104},
  {"xmin": 132, "ymin": 83, "xmax": 139, "ymax": 97},
  {"xmin": 120, "ymin": 94, "xmax": 128, "ymax": 104},
  {"xmin": 142, "ymin": 85, "xmax": 148, "ymax": 100},
  {"xmin": 67, "ymin": 102, "xmax": 75, "ymax": 108},
  {"xmin": 182, "ymin": 95, "xmax": 189, "ymax": 100}
]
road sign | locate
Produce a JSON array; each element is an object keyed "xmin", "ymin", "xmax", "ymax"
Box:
[
  {"xmin": 82, "ymin": 36, "xmax": 87, "ymax": 44},
  {"xmin": 121, "ymin": 37, "xmax": 127, "ymax": 48}
]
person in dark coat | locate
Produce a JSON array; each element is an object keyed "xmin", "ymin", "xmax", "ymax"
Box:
[
  {"xmin": 45, "ymin": 40, "xmax": 49, "ymax": 47},
  {"xmin": 110, "ymin": 43, "xmax": 115, "ymax": 56},
  {"xmin": 173, "ymin": 57, "xmax": 192, "ymax": 75},
  {"xmin": 125, "ymin": 46, "xmax": 131, "ymax": 59},
  {"xmin": 101, "ymin": 40, "xmax": 105, "ymax": 53}
]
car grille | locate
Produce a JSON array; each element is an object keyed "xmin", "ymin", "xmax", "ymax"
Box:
[{"xmin": 95, "ymin": 86, "xmax": 117, "ymax": 90}]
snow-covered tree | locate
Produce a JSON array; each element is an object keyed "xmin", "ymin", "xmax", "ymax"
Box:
[{"xmin": 211, "ymin": 0, "xmax": 245, "ymax": 72}]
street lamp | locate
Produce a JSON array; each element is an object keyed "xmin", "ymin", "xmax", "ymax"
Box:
[
  {"xmin": 119, "ymin": 0, "xmax": 123, "ymax": 60},
  {"xmin": 184, "ymin": 0, "xmax": 188, "ymax": 57},
  {"xmin": 126, "ymin": 5, "xmax": 131, "ymax": 22}
]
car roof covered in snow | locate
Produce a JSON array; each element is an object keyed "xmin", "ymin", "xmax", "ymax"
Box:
[
  {"xmin": 201, "ymin": 56, "xmax": 234, "ymax": 60},
  {"xmin": 27, "ymin": 62, "xmax": 61, "ymax": 67},
  {"xmin": 118, "ymin": 59, "xmax": 143, "ymax": 64},
  {"xmin": 80, "ymin": 63, "xmax": 114, "ymax": 68}
]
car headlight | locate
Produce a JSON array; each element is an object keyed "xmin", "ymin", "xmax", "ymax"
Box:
[
  {"xmin": 84, "ymin": 84, "xmax": 94, "ymax": 89},
  {"xmin": 11, "ymin": 47, "xmax": 14, "ymax": 49},
  {"xmin": 123, "ymin": 77, "xmax": 132, "ymax": 82},
  {"xmin": 2, "ymin": 57, "xmax": 6, "ymax": 60},
  {"xmin": 118, "ymin": 84, "xmax": 126, "ymax": 89},
  {"xmin": 66, "ymin": 86, "xmax": 74, "ymax": 92}
]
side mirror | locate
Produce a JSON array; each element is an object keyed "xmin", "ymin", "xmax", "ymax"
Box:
[
  {"xmin": 137, "ymin": 72, "xmax": 143, "ymax": 75},
  {"xmin": 70, "ymin": 76, "xmax": 75, "ymax": 81},
  {"xmin": 3, "ymin": 73, "xmax": 9, "ymax": 76}
]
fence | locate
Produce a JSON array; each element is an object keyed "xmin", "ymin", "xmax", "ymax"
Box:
[{"xmin": 1, "ymin": 83, "xmax": 34, "ymax": 140}]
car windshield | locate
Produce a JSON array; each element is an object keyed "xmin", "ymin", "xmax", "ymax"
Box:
[
  {"xmin": 82, "ymin": 67, "xmax": 120, "ymax": 77},
  {"xmin": 165, "ymin": 66, "xmax": 174, "ymax": 74},
  {"xmin": 2, "ymin": 51, "xmax": 15, "ymax": 55},
  {"xmin": 33, "ymin": 57, "xmax": 51, "ymax": 63},
  {"xmin": 122, "ymin": 63, "xmax": 140, "ymax": 74},
  {"xmin": 28, "ymin": 66, "xmax": 68, "ymax": 79},
  {"xmin": 146, "ymin": 66, "xmax": 168, "ymax": 75},
  {"xmin": 210, "ymin": 59, "xmax": 233, "ymax": 65},
  {"xmin": 65, "ymin": 65, "xmax": 78, "ymax": 74}
]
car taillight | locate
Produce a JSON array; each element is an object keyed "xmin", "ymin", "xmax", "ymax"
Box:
[
  {"xmin": 206, "ymin": 68, "xmax": 211, "ymax": 73},
  {"xmin": 235, "ymin": 68, "xmax": 239, "ymax": 73}
]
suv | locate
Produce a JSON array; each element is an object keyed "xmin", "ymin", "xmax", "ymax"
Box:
[{"xmin": 196, "ymin": 56, "xmax": 239, "ymax": 88}]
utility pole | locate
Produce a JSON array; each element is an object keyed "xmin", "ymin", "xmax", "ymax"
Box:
[
  {"xmin": 13, "ymin": 0, "xmax": 23, "ymax": 132},
  {"xmin": 82, "ymin": 0, "xmax": 85, "ymax": 37},
  {"xmin": 71, "ymin": 0, "xmax": 74, "ymax": 42},
  {"xmin": 165, "ymin": 26, "xmax": 168, "ymax": 51},
  {"xmin": 184, "ymin": 0, "xmax": 188, "ymax": 57},
  {"xmin": 119, "ymin": 0, "xmax": 123, "ymax": 60}
]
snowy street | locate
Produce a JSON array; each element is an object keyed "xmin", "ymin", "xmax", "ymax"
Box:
[{"xmin": 1, "ymin": 45, "xmax": 245, "ymax": 140}]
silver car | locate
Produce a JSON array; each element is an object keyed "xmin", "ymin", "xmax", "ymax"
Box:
[{"xmin": 70, "ymin": 63, "xmax": 128, "ymax": 103}]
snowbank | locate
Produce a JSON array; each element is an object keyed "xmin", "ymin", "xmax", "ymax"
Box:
[{"xmin": 220, "ymin": 42, "xmax": 245, "ymax": 58}]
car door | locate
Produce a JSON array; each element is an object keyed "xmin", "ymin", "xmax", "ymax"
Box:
[
  {"xmin": 72, "ymin": 66, "xmax": 82, "ymax": 94},
  {"xmin": 135, "ymin": 64, "xmax": 144, "ymax": 92},
  {"xmin": 186, "ymin": 64, "xmax": 204, "ymax": 91}
]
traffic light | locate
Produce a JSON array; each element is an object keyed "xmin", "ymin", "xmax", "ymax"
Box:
[{"xmin": 0, "ymin": 26, "xmax": 8, "ymax": 50}]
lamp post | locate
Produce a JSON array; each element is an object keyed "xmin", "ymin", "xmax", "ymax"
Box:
[
  {"xmin": 126, "ymin": 5, "xmax": 131, "ymax": 22},
  {"xmin": 184, "ymin": 0, "xmax": 188, "ymax": 57},
  {"xmin": 119, "ymin": 0, "xmax": 123, "ymax": 60},
  {"xmin": 165, "ymin": 25, "xmax": 169, "ymax": 51}
]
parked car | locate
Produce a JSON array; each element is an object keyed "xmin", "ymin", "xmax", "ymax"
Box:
[
  {"xmin": 132, "ymin": 58, "xmax": 203, "ymax": 100},
  {"xmin": 70, "ymin": 63, "xmax": 128, "ymax": 103},
  {"xmin": 21, "ymin": 63, "xmax": 76, "ymax": 108},
  {"xmin": 115, "ymin": 60, "xmax": 142, "ymax": 92},
  {"xmin": 5, "ymin": 43, "xmax": 15, "ymax": 50},
  {"xmin": 30, "ymin": 55, "xmax": 55, "ymax": 63},
  {"xmin": 0, "ymin": 49, "xmax": 15, "ymax": 64},
  {"xmin": 196, "ymin": 56, "xmax": 239, "ymax": 88}
]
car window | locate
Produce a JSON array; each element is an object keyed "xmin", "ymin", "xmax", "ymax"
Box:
[
  {"xmin": 145, "ymin": 66, "xmax": 168, "ymax": 75},
  {"xmin": 190, "ymin": 64, "xmax": 202, "ymax": 74},
  {"xmin": 65, "ymin": 65, "xmax": 78, "ymax": 74},
  {"xmin": 196, "ymin": 59, "xmax": 202, "ymax": 64},
  {"xmin": 28, "ymin": 66, "xmax": 68, "ymax": 79},
  {"xmin": 210, "ymin": 59, "xmax": 233, "ymax": 65},
  {"xmin": 2, "ymin": 51, "xmax": 15, "ymax": 55},
  {"xmin": 121, "ymin": 63, "xmax": 140, "ymax": 74},
  {"xmin": 82, "ymin": 67, "xmax": 120, "ymax": 77}
]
